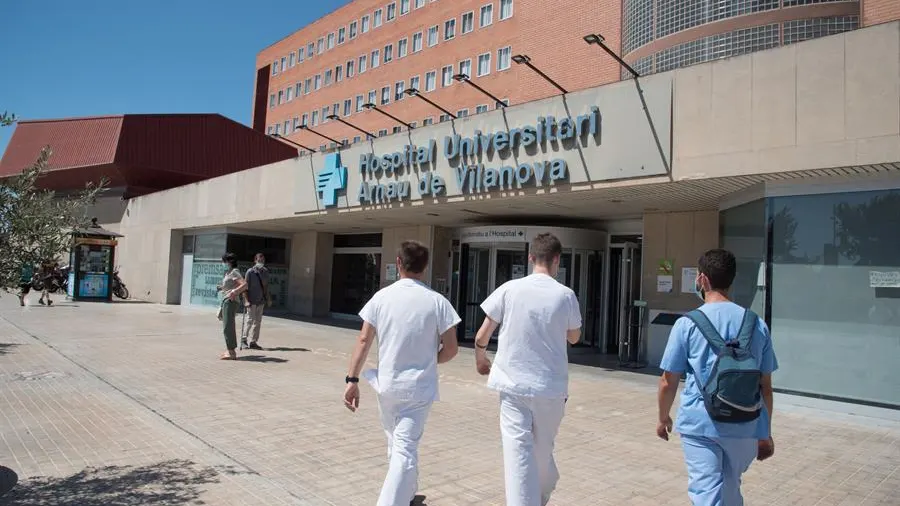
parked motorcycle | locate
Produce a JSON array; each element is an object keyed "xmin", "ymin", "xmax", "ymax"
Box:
[
  {"xmin": 31, "ymin": 265, "xmax": 68, "ymax": 294},
  {"xmin": 112, "ymin": 269, "xmax": 129, "ymax": 300}
]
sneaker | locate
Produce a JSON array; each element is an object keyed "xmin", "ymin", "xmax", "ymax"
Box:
[
  {"xmin": 248, "ymin": 342, "xmax": 263, "ymax": 350},
  {"xmin": 239, "ymin": 340, "xmax": 248, "ymax": 350},
  {"xmin": 47, "ymin": 300, "xmax": 53, "ymax": 306},
  {"xmin": 38, "ymin": 299, "xmax": 45, "ymax": 306}
]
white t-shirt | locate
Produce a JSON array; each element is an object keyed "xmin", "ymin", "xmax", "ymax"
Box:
[
  {"xmin": 480, "ymin": 273, "xmax": 582, "ymax": 398},
  {"xmin": 359, "ymin": 278, "xmax": 461, "ymax": 402}
]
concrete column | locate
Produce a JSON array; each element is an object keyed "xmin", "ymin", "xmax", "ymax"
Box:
[
  {"xmin": 165, "ymin": 230, "xmax": 184, "ymax": 304},
  {"xmin": 287, "ymin": 231, "xmax": 333, "ymax": 316},
  {"xmin": 429, "ymin": 226, "xmax": 454, "ymax": 298},
  {"xmin": 380, "ymin": 226, "xmax": 434, "ymax": 288}
]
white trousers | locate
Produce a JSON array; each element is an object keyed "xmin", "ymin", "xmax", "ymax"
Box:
[
  {"xmin": 376, "ymin": 395, "xmax": 432, "ymax": 506},
  {"xmin": 499, "ymin": 392, "xmax": 566, "ymax": 506}
]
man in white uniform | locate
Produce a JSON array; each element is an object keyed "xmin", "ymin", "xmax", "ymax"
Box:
[
  {"xmin": 343, "ymin": 240, "xmax": 461, "ymax": 506},
  {"xmin": 474, "ymin": 232, "xmax": 582, "ymax": 506}
]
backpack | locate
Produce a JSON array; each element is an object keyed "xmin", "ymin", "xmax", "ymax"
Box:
[{"xmin": 684, "ymin": 309, "xmax": 762, "ymax": 423}]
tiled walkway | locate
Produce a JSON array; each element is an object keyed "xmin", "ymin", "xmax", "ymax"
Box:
[{"xmin": 0, "ymin": 297, "xmax": 897, "ymax": 505}]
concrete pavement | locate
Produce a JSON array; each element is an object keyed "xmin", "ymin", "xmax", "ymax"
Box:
[{"xmin": 0, "ymin": 295, "xmax": 898, "ymax": 505}]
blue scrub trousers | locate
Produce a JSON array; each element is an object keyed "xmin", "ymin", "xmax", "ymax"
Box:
[{"xmin": 680, "ymin": 435, "xmax": 757, "ymax": 506}]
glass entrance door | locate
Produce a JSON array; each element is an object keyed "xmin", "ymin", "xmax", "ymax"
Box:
[
  {"xmin": 464, "ymin": 247, "xmax": 491, "ymax": 336},
  {"xmin": 615, "ymin": 243, "xmax": 642, "ymax": 362},
  {"xmin": 574, "ymin": 250, "xmax": 604, "ymax": 346},
  {"xmin": 330, "ymin": 252, "xmax": 382, "ymax": 316}
]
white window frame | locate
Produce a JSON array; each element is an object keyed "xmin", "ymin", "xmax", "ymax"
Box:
[
  {"xmin": 374, "ymin": 8, "xmax": 383, "ymax": 27},
  {"xmin": 398, "ymin": 38, "xmax": 408, "ymax": 58},
  {"xmin": 409, "ymin": 75, "xmax": 421, "ymax": 91},
  {"xmin": 428, "ymin": 25, "xmax": 439, "ymax": 47},
  {"xmin": 400, "ymin": 0, "xmax": 410, "ymax": 15},
  {"xmin": 304, "ymin": 78, "xmax": 312, "ymax": 94},
  {"xmin": 344, "ymin": 99, "xmax": 352, "ymax": 116},
  {"xmin": 361, "ymin": 15, "xmax": 371, "ymax": 33},
  {"xmin": 359, "ymin": 54, "xmax": 368, "ymax": 73},
  {"xmin": 500, "ymin": 0, "xmax": 513, "ymax": 20},
  {"xmin": 457, "ymin": 108, "xmax": 469, "ymax": 118},
  {"xmin": 335, "ymin": 64, "xmax": 343, "ymax": 82},
  {"xmin": 477, "ymin": 52, "xmax": 491, "ymax": 77},
  {"xmin": 475, "ymin": 104, "xmax": 489, "ymax": 114},
  {"xmin": 384, "ymin": 43, "xmax": 394, "ymax": 63},
  {"xmin": 415, "ymin": 0, "xmax": 425, "ymax": 8},
  {"xmin": 338, "ymin": 27, "xmax": 346, "ymax": 45},
  {"xmin": 286, "ymin": 87, "xmax": 294, "ymax": 101},
  {"xmin": 349, "ymin": 21, "xmax": 358, "ymax": 39},
  {"xmin": 278, "ymin": 90, "xmax": 284, "ymax": 104},
  {"xmin": 317, "ymin": 38, "xmax": 324, "ymax": 54},
  {"xmin": 368, "ymin": 90, "xmax": 377, "ymax": 104},
  {"xmin": 395, "ymin": 80, "xmax": 405, "ymax": 100},
  {"xmin": 381, "ymin": 86, "xmax": 391, "ymax": 105},
  {"xmin": 480, "ymin": 3, "xmax": 494, "ymax": 27},
  {"xmin": 327, "ymin": 33, "xmax": 335, "ymax": 50},
  {"xmin": 272, "ymin": 61, "xmax": 279, "ymax": 76},
  {"xmin": 269, "ymin": 94, "xmax": 276, "ymax": 108},
  {"xmin": 355, "ymin": 95, "xmax": 364, "ymax": 112},
  {"xmin": 314, "ymin": 74, "xmax": 322, "ymax": 90},
  {"xmin": 459, "ymin": 58, "xmax": 472, "ymax": 78},
  {"xmin": 371, "ymin": 49, "xmax": 381, "ymax": 68},
  {"xmin": 387, "ymin": 2, "xmax": 397, "ymax": 21},
  {"xmin": 324, "ymin": 69, "xmax": 333, "ymax": 86},
  {"xmin": 301, "ymin": 113, "xmax": 309, "ymax": 126},
  {"xmin": 441, "ymin": 65, "xmax": 453, "ymax": 87},
  {"xmin": 425, "ymin": 70, "xmax": 437, "ymax": 92},
  {"xmin": 461, "ymin": 11, "xmax": 475, "ymax": 34},
  {"xmin": 412, "ymin": 32, "xmax": 423, "ymax": 52},
  {"xmin": 289, "ymin": 52, "xmax": 296, "ymax": 67},
  {"xmin": 498, "ymin": 46, "xmax": 511, "ymax": 71},
  {"xmin": 444, "ymin": 18, "xmax": 456, "ymax": 40},
  {"xmin": 298, "ymin": 47, "xmax": 305, "ymax": 63},
  {"xmin": 347, "ymin": 59, "xmax": 355, "ymax": 77}
]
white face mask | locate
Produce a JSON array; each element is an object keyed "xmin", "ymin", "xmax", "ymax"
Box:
[
  {"xmin": 255, "ymin": 261, "xmax": 265, "ymax": 268},
  {"xmin": 694, "ymin": 277, "xmax": 706, "ymax": 302}
]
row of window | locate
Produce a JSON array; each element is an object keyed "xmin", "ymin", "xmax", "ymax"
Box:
[
  {"xmin": 269, "ymin": 47, "xmax": 512, "ymax": 109},
  {"xmin": 266, "ymin": 97, "xmax": 509, "ymax": 139},
  {"xmin": 271, "ymin": 0, "xmax": 514, "ymax": 76}
]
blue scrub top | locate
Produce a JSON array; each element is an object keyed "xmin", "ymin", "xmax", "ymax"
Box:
[{"xmin": 660, "ymin": 301, "xmax": 778, "ymax": 440}]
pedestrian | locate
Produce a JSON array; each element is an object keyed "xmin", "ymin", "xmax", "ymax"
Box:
[
  {"xmin": 17, "ymin": 262, "xmax": 34, "ymax": 307},
  {"xmin": 240, "ymin": 252, "xmax": 271, "ymax": 350},
  {"xmin": 657, "ymin": 248, "xmax": 778, "ymax": 506},
  {"xmin": 473, "ymin": 232, "xmax": 582, "ymax": 506},
  {"xmin": 37, "ymin": 260, "xmax": 54, "ymax": 306},
  {"xmin": 216, "ymin": 252, "xmax": 246, "ymax": 360},
  {"xmin": 343, "ymin": 240, "xmax": 460, "ymax": 506}
]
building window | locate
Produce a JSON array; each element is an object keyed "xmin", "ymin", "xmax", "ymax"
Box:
[
  {"xmin": 274, "ymin": 123, "xmax": 281, "ymax": 135},
  {"xmin": 295, "ymin": 82, "xmax": 302, "ymax": 97},
  {"xmin": 347, "ymin": 59, "xmax": 355, "ymax": 77},
  {"xmin": 457, "ymin": 109, "xmax": 469, "ymax": 118},
  {"xmin": 413, "ymin": 32, "xmax": 423, "ymax": 52},
  {"xmin": 480, "ymin": 4, "xmax": 493, "ymax": 27},
  {"xmin": 500, "ymin": 0, "xmax": 513, "ymax": 20},
  {"xmin": 356, "ymin": 95, "xmax": 364, "ymax": 112},
  {"xmin": 384, "ymin": 43, "xmax": 394, "ymax": 63},
  {"xmin": 374, "ymin": 8, "xmax": 383, "ymax": 27},
  {"xmin": 444, "ymin": 18, "xmax": 456, "ymax": 40},
  {"xmin": 267, "ymin": 125, "xmax": 274, "ymax": 135},
  {"xmin": 783, "ymin": 16, "xmax": 859, "ymax": 45},
  {"xmin": 317, "ymin": 38, "xmax": 324, "ymax": 54},
  {"xmin": 327, "ymin": 33, "xmax": 335, "ymax": 50},
  {"xmin": 272, "ymin": 60, "xmax": 279, "ymax": 76},
  {"xmin": 459, "ymin": 58, "xmax": 472, "ymax": 78},
  {"xmin": 423, "ymin": 117, "xmax": 433, "ymax": 126},
  {"xmin": 381, "ymin": 86, "xmax": 391, "ymax": 105},
  {"xmin": 359, "ymin": 54, "xmax": 368, "ymax": 73},
  {"xmin": 392, "ymin": 126, "xmax": 402, "ymax": 134},
  {"xmin": 301, "ymin": 113, "xmax": 308, "ymax": 126},
  {"xmin": 497, "ymin": 98, "xmax": 509, "ymax": 108},
  {"xmin": 281, "ymin": 56, "xmax": 286, "ymax": 71},
  {"xmin": 322, "ymin": 107, "xmax": 330, "ymax": 122},
  {"xmin": 278, "ymin": 90, "xmax": 284, "ymax": 104},
  {"xmin": 371, "ymin": 49, "xmax": 381, "ymax": 68},
  {"xmin": 409, "ymin": 75, "xmax": 420, "ymax": 91},
  {"xmin": 353, "ymin": 135, "xmax": 361, "ymax": 144},
  {"xmin": 335, "ymin": 64, "xmax": 343, "ymax": 82},
  {"xmin": 441, "ymin": 65, "xmax": 453, "ymax": 87},
  {"xmin": 368, "ymin": 90, "xmax": 377, "ymax": 104},
  {"xmin": 298, "ymin": 47, "xmax": 305, "ymax": 63},
  {"xmin": 415, "ymin": 0, "xmax": 425, "ymax": 8},
  {"xmin": 462, "ymin": 12, "xmax": 474, "ymax": 34},
  {"xmin": 324, "ymin": 69, "xmax": 333, "ymax": 86},
  {"xmin": 311, "ymin": 110, "xmax": 319, "ymax": 126},
  {"xmin": 475, "ymin": 104, "xmax": 488, "ymax": 114},
  {"xmin": 289, "ymin": 52, "xmax": 295, "ymax": 67},
  {"xmin": 361, "ymin": 15, "xmax": 371, "ymax": 33},
  {"xmin": 425, "ymin": 70, "xmax": 437, "ymax": 91},
  {"xmin": 304, "ymin": 78, "xmax": 312, "ymax": 94},
  {"xmin": 307, "ymin": 42, "xmax": 315, "ymax": 58},
  {"xmin": 332, "ymin": 103, "xmax": 340, "ymax": 117},
  {"xmin": 269, "ymin": 94, "xmax": 276, "ymax": 108},
  {"xmin": 395, "ymin": 81, "xmax": 405, "ymax": 101},
  {"xmin": 378, "ymin": 129, "xmax": 388, "ymax": 137},
  {"xmin": 477, "ymin": 52, "xmax": 491, "ymax": 76},
  {"xmin": 428, "ymin": 25, "xmax": 439, "ymax": 46},
  {"xmin": 498, "ymin": 46, "xmax": 511, "ymax": 71},
  {"xmin": 314, "ymin": 74, "xmax": 322, "ymax": 90},
  {"xmin": 338, "ymin": 27, "xmax": 346, "ymax": 44},
  {"xmin": 286, "ymin": 87, "xmax": 294, "ymax": 101},
  {"xmin": 409, "ymin": 121, "xmax": 417, "ymax": 128},
  {"xmin": 400, "ymin": 0, "xmax": 410, "ymax": 15},
  {"xmin": 439, "ymin": 114, "xmax": 451, "ymax": 123},
  {"xmin": 284, "ymin": 120, "xmax": 292, "ymax": 134},
  {"xmin": 349, "ymin": 21, "xmax": 358, "ymax": 39},
  {"xmin": 387, "ymin": 3, "xmax": 397, "ymax": 21},
  {"xmin": 344, "ymin": 99, "xmax": 352, "ymax": 116},
  {"xmin": 398, "ymin": 38, "xmax": 408, "ymax": 58}
]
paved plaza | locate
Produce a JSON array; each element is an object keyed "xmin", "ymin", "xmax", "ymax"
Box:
[{"xmin": 0, "ymin": 296, "xmax": 898, "ymax": 505}]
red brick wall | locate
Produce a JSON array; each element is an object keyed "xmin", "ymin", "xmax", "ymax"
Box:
[
  {"xmin": 256, "ymin": 0, "xmax": 623, "ymax": 147},
  {"xmin": 862, "ymin": 0, "xmax": 900, "ymax": 27}
]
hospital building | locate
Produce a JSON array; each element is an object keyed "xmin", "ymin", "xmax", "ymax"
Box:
[{"xmin": 1, "ymin": 1, "xmax": 898, "ymax": 411}]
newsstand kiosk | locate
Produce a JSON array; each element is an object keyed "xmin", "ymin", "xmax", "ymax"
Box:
[{"xmin": 67, "ymin": 219, "xmax": 123, "ymax": 302}]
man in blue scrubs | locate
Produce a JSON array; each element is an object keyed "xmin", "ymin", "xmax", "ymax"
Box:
[{"xmin": 657, "ymin": 249, "xmax": 778, "ymax": 505}]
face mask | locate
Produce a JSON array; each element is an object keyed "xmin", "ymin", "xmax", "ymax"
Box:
[
  {"xmin": 256, "ymin": 261, "xmax": 265, "ymax": 268},
  {"xmin": 694, "ymin": 277, "xmax": 706, "ymax": 302}
]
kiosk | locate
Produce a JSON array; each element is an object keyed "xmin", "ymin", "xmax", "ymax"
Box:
[{"xmin": 67, "ymin": 219, "xmax": 123, "ymax": 302}]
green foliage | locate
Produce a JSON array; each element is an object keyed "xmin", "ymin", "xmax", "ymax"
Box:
[
  {"xmin": 1, "ymin": 117, "xmax": 107, "ymax": 292},
  {"xmin": 0, "ymin": 111, "xmax": 15, "ymax": 127}
]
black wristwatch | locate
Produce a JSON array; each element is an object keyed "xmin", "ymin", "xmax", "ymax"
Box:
[{"xmin": 345, "ymin": 375, "xmax": 359, "ymax": 384}]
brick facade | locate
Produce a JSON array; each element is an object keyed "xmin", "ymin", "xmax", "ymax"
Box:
[
  {"xmin": 254, "ymin": 0, "xmax": 620, "ymax": 147},
  {"xmin": 863, "ymin": 0, "xmax": 900, "ymax": 27}
]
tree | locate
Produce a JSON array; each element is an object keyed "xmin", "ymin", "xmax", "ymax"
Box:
[{"xmin": 1, "ymin": 114, "xmax": 107, "ymax": 293}]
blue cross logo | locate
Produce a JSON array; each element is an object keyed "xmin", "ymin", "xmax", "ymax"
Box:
[{"xmin": 316, "ymin": 153, "xmax": 347, "ymax": 208}]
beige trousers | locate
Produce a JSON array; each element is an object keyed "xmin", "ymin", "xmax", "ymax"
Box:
[{"xmin": 242, "ymin": 304, "xmax": 265, "ymax": 343}]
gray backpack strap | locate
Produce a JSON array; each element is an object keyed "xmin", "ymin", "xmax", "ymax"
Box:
[
  {"xmin": 736, "ymin": 309, "xmax": 758, "ymax": 349},
  {"xmin": 684, "ymin": 309, "xmax": 726, "ymax": 353}
]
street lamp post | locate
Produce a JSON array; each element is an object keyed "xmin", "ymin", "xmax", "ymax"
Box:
[
  {"xmin": 269, "ymin": 134, "xmax": 317, "ymax": 154},
  {"xmin": 326, "ymin": 114, "xmax": 375, "ymax": 139},
  {"xmin": 403, "ymin": 88, "xmax": 457, "ymax": 119},
  {"xmin": 299, "ymin": 125, "xmax": 344, "ymax": 147},
  {"xmin": 511, "ymin": 54, "xmax": 568, "ymax": 94},
  {"xmin": 363, "ymin": 103, "xmax": 415, "ymax": 130},
  {"xmin": 452, "ymin": 74, "xmax": 507, "ymax": 108},
  {"xmin": 583, "ymin": 33, "xmax": 640, "ymax": 79}
]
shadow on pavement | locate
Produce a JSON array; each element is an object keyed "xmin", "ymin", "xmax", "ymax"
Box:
[
  {"xmin": 0, "ymin": 343, "xmax": 20, "ymax": 356},
  {"xmin": 238, "ymin": 355, "xmax": 288, "ymax": 363},
  {"xmin": 265, "ymin": 347, "xmax": 310, "ymax": 352},
  {"xmin": 2, "ymin": 459, "xmax": 219, "ymax": 505}
]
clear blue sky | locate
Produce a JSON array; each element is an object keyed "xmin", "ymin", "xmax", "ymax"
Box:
[{"xmin": 0, "ymin": 0, "xmax": 351, "ymax": 154}]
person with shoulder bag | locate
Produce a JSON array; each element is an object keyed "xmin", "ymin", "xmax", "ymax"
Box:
[
  {"xmin": 240, "ymin": 253, "xmax": 271, "ymax": 350},
  {"xmin": 216, "ymin": 252, "xmax": 246, "ymax": 360}
]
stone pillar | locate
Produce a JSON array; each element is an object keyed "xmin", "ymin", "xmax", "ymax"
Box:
[{"xmin": 287, "ymin": 231, "xmax": 333, "ymax": 316}]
